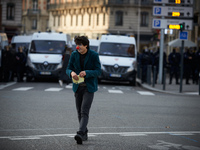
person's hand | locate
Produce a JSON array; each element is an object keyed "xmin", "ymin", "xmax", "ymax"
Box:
[
  {"xmin": 71, "ymin": 72, "xmax": 79, "ymax": 81},
  {"xmin": 79, "ymin": 71, "xmax": 86, "ymax": 78}
]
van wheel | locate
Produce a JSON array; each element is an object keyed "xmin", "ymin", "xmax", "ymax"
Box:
[
  {"xmin": 130, "ymin": 79, "xmax": 136, "ymax": 86},
  {"xmin": 26, "ymin": 76, "xmax": 32, "ymax": 82}
]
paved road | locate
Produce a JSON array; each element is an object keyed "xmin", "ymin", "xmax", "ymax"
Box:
[{"xmin": 0, "ymin": 81, "xmax": 200, "ymax": 150}]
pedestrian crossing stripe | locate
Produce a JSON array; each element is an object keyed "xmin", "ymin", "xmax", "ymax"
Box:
[
  {"xmin": 44, "ymin": 88, "xmax": 63, "ymax": 91},
  {"xmin": 137, "ymin": 91, "xmax": 155, "ymax": 96},
  {"xmin": 12, "ymin": 87, "xmax": 34, "ymax": 91},
  {"xmin": 65, "ymin": 85, "xmax": 72, "ymax": 89},
  {"xmin": 108, "ymin": 90, "xmax": 123, "ymax": 94}
]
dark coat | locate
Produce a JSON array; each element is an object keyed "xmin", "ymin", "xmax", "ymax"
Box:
[{"xmin": 66, "ymin": 49, "xmax": 101, "ymax": 93}]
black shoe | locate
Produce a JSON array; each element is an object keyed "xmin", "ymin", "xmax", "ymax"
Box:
[
  {"xmin": 82, "ymin": 130, "xmax": 88, "ymax": 141},
  {"xmin": 176, "ymin": 82, "xmax": 179, "ymax": 85},
  {"xmin": 74, "ymin": 131, "xmax": 84, "ymax": 144}
]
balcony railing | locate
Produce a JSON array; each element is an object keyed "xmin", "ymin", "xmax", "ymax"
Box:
[
  {"xmin": 49, "ymin": 0, "xmax": 153, "ymax": 10},
  {"xmin": 27, "ymin": 9, "xmax": 41, "ymax": 15}
]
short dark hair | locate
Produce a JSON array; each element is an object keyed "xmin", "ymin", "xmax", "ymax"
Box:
[{"xmin": 74, "ymin": 36, "xmax": 90, "ymax": 50}]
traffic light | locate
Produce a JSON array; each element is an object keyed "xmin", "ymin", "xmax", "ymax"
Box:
[{"xmin": 179, "ymin": 23, "xmax": 185, "ymax": 32}]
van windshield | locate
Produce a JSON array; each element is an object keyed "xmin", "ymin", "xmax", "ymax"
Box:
[
  {"xmin": 99, "ymin": 42, "xmax": 135, "ymax": 57},
  {"xmin": 30, "ymin": 40, "xmax": 65, "ymax": 54}
]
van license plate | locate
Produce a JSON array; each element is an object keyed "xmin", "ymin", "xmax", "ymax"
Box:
[
  {"xmin": 110, "ymin": 74, "xmax": 121, "ymax": 77},
  {"xmin": 40, "ymin": 72, "xmax": 51, "ymax": 75}
]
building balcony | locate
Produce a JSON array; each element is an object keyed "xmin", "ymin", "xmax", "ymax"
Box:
[
  {"xmin": 48, "ymin": 0, "xmax": 153, "ymax": 10},
  {"xmin": 27, "ymin": 9, "xmax": 41, "ymax": 16}
]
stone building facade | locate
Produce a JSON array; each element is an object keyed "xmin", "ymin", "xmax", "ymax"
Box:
[
  {"xmin": 0, "ymin": 0, "xmax": 22, "ymax": 42},
  {"xmin": 22, "ymin": 0, "xmax": 49, "ymax": 34},
  {"xmin": 48, "ymin": 0, "xmax": 154, "ymax": 50}
]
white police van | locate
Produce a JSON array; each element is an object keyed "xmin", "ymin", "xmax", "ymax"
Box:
[
  {"xmin": 98, "ymin": 35, "xmax": 137, "ymax": 85},
  {"xmin": 0, "ymin": 33, "xmax": 9, "ymax": 70},
  {"xmin": 11, "ymin": 35, "xmax": 32, "ymax": 55},
  {"xmin": 26, "ymin": 32, "xmax": 71, "ymax": 81},
  {"xmin": 89, "ymin": 39, "xmax": 100, "ymax": 52}
]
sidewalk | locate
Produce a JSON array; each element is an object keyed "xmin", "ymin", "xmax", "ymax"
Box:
[{"xmin": 137, "ymin": 78, "xmax": 200, "ymax": 96}]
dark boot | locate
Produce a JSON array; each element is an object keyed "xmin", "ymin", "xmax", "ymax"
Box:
[
  {"xmin": 82, "ymin": 129, "xmax": 88, "ymax": 141},
  {"xmin": 74, "ymin": 131, "xmax": 84, "ymax": 144}
]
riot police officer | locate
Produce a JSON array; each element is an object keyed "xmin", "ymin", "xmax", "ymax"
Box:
[{"xmin": 168, "ymin": 49, "xmax": 181, "ymax": 84}]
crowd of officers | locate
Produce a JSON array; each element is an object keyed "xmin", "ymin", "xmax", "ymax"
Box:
[
  {"xmin": 138, "ymin": 46, "xmax": 200, "ymax": 85},
  {"xmin": 1, "ymin": 44, "xmax": 200, "ymax": 85},
  {"xmin": 0, "ymin": 45, "xmax": 26, "ymax": 82}
]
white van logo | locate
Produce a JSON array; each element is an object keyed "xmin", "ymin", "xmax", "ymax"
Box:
[
  {"xmin": 43, "ymin": 61, "xmax": 48, "ymax": 66},
  {"xmin": 114, "ymin": 64, "xmax": 119, "ymax": 69},
  {"xmin": 45, "ymin": 55, "xmax": 49, "ymax": 58}
]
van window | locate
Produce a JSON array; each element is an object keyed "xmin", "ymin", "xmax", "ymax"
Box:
[
  {"xmin": 12, "ymin": 43, "xmax": 29, "ymax": 52},
  {"xmin": 30, "ymin": 40, "xmax": 65, "ymax": 54},
  {"xmin": 90, "ymin": 46, "xmax": 98, "ymax": 52},
  {"xmin": 99, "ymin": 42, "xmax": 135, "ymax": 57}
]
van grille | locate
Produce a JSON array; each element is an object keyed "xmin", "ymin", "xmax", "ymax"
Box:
[
  {"xmin": 103, "ymin": 65, "xmax": 128, "ymax": 74},
  {"xmin": 34, "ymin": 63, "xmax": 58, "ymax": 71}
]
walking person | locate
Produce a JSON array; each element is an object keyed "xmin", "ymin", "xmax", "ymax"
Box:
[
  {"xmin": 66, "ymin": 36, "xmax": 101, "ymax": 144},
  {"xmin": 168, "ymin": 49, "xmax": 181, "ymax": 84}
]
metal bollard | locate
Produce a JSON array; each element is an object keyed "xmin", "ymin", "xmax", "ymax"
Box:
[
  {"xmin": 147, "ymin": 65, "xmax": 152, "ymax": 85},
  {"xmin": 199, "ymin": 72, "xmax": 200, "ymax": 95},
  {"xmin": 137, "ymin": 63, "xmax": 140, "ymax": 79},
  {"xmin": 163, "ymin": 68, "xmax": 166, "ymax": 90},
  {"xmin": 152, "ymin": 66, "xmax": 156, "ymax": 87}
]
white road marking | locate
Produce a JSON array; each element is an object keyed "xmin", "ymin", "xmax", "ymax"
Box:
[
  {"xmin": 45, "ymin": 88, "xmax": 63, "ymax": 91},
  {"xmin": 12, "ymin": 87, "xmax": 34, "ymax": 91},
  {"xmin": 137, "ymin": 91, "xmax": 155, "ymax": 95},
  {"xmin": 0, "ymin": 131, "xmax": 199, "ymax": 141},
  {"xmin": 108, "ymin": 90, "xmax": 123, "ymax": 94},
  {"xmin": 65, "ymin": 85, "xmax": 72, "ymax": 89},
  {"xmin": 0, "ymin": 82, "xmax": 16, "ymax": 90}
]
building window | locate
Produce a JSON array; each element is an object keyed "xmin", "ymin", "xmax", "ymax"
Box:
[
  {"xmin": 141, "ymin": 12, "xmax": 149, "ymax": 27},
  {"xmin": 47, "ymin": 0, "xmax": 50, "ymax": 10},
  {"xmin": 7, "ymin": 3, "xmax": 15, "ymax": 20},
  {"xmin": 81, "ymin": 15, "xmax": 84, "ymax": 26},
  {"xmin": 64, "ymin": 15, "xmax": 66, "ymax": 26},
  {"xmin": 89, "ymin": 14, "xmax": 91, "ymax": 26},
  {"xmin": 32, "ymin": 19, "xmax": 37, "ymax": 29},
  {"xmin": 115, "ymin": 11, "xmax": 123, "ymax": 26},
  {"xmin": 76, "ymin": 15, "xmax": 78, "ymax": 26},
  {"xmin": 71, "ymin": 15, "xmax": 73, "ymax": 26},
  {"xmin": 58, "ymin": 16, "xmax": 60, "ymax": 26},
  {"xmin": 33, "ymin": 0, "xmax": 38, "ymax": 10},
  {"xmin": 53, "ymin": 16, "xmax": 55, "ymax": 26},
  {"xmin": 103, "ymin": 13, "xmax": 105, "ymax": 25},
  {"xmin": 96, "ymin": 14, "xmax": 99, "ymax": 26}
]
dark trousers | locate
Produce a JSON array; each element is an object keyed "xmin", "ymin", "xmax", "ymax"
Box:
[{"xmin": 75, "ymin": 86, "xmax": 94, "ymax": 133}]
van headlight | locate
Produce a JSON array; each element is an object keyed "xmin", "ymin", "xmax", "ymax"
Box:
[
  {"xmin": 27, "ymin": 58, "xmax": 35, "ymax": 68},
  {"xmin": 101, "ymin": 63, "xmax": 105, "ymax": 71},
  {"xmin": 127, "ymin": 61, "xmax": 137, "ymax": 72},
  {"xmin": 127, "ymin": 65, "xmax": 134, "ymax": 72},
  {"xmin": 56, "ymin": 62, "xmax": 63, "ymax": 69}
]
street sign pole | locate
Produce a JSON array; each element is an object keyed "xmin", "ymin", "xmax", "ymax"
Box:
[
  {"xmin": 158, "ymin": 3, "xmax": 165, "ymax": 84},
  {"xmin": 179, "ymin": 40, "xmax": 184, "ymax": 93}
]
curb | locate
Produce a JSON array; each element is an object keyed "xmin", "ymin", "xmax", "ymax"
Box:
[{"xmin": 136, "ymin": 78, "xmax": 199, "ymax": 96}]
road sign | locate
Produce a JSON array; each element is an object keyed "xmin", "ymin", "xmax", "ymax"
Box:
[
  {"xmin": 153, "ymin": 6, "xmax": 193, "ymax": 18},
  {"xmin": 179, "ymin": 31, "xmax": 188, "ymax": 40},
  {"xmin": 153, "ymin": 0, "xmax": 193, "ymax": 4},
  {"xmin": 152, "ymin": 19, "xmax": 193, "ymax": 30}
]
